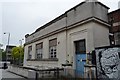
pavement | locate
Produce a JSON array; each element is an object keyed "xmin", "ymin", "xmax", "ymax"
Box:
[{"xmin": 0, "ymin": 69, "xmax": 27, "ymax": 80}]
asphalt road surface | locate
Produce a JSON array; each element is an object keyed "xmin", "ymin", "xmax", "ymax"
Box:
[{"xmin": 0, "ymin": 69, "xmax": 27, "ymax": 80}]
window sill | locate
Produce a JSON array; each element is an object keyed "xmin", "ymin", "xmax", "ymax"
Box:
[{"xmin": 27, "ymin": 58, "xmax": 58, "ymax": 61}]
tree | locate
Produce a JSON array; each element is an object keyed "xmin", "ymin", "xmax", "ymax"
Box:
[{"xmin": 11, "ymin": 46, "xmax": 24, "ymax": 65}]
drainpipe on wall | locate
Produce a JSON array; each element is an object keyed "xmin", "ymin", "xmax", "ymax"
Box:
[{"xmin": 109, "ymin": 17, "xmax": 115, "ymax": 46}]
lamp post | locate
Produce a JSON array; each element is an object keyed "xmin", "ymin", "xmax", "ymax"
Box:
[
  {"xmin": 19, "ymin": 39, "xmax": 24, "ymax": 65},
  {"xmin": 19, "ymin": 39, "xmax": 24, "ymax": 47},
  {"xmin": 0, "ymin": 43, "xmax": 3, "ymax": 49},
  {"xmin": 4, "ymin": 32, "xmax": 10, "ymax": 62}
]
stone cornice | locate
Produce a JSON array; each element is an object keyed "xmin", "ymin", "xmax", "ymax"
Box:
[{"xmin": 24, "ymin": 17, "xmax": 110, "ymax": 46}]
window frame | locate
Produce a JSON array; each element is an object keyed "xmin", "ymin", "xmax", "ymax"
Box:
[
  {"xmin": 49, "ymin": 38, "xmax": 57, "ymax": 59},
  {"xmin": 36, "ymin": 42, "xmax": 43, "ymax": 59},
  {"xmin": 28, "ymin": 46, "xmax": 32, "ymax": 59}
]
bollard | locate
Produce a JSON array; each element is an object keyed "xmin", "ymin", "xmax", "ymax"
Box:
[
  {"xmin": 28, "ymin": 70, "xmax": 37, "ymax": 80},
  {"xmin": 56, "ymin": 68, "xmax": 59, "ymax": 78}
]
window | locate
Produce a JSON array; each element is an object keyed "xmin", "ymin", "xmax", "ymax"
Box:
[
  {"xmin": 28, "ymin": 46, "xmax": 32, "ymax": 59},
  {"xmin": 49, "ymin": 39, "xmax": 57, "ymax": 58},
  {"xmin": 75, "ymin": 39, "xmax": 86, "ymax": 53},
  {"xmin": 36, "ymin": 43, "xmax": 43, "ymax": 59}
]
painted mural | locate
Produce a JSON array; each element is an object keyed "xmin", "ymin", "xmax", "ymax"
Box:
[{"xmin": 95, "ymin": 46, "xmax": 120, "ymax": 80}]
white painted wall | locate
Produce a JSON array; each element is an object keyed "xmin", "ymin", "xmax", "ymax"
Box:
[
  {"xmin": 66, "ymin": 22, "xmax": 95, "ymax": 69},
  {"xmin": 24, "ymin": 31, "xmax": 67, "ymax": 68},
  {"xmin": 93, "ymin": 23, "xmax": 110, "ymax": 48},
  {"xmin": 24, "ymin": 2, "xmax": 110, "ymax": 70},
  {"xmin": 26, "ymin": 17, "xmax": 66, "ymax": 43},
  {"xmin": 26, "ymin": 2, "xmax": 109, "ymax": 43},
  {"xmin": 24, "ymin": 21, "xmax": 110, "ymax": 70}
]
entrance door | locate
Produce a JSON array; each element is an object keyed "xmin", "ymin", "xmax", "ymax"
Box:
[{"xmin": 75, "ymin": 39, "xmax": 86, "ymax": 76}]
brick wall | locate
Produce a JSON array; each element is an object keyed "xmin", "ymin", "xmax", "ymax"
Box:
[
  {"xmin": 108, "ymin": 9, "xmax": 120, "ymax": 33},
  {"xmin": 108, "ymin": 9, "xmax": 120, "ymax": 45}
]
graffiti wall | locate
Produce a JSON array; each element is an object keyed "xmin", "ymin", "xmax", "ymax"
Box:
[{"xmin": 95, "ymin": 46, "xmax": 120, "ymax": 79}]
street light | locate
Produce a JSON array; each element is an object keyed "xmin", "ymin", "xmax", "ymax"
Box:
[
  {"xmin": 19, "ymin": 39, "xmax": 24, "ymax": 66},
  {"xmin": 4, "ymin": 32, "xmax": 10, "ymax": 62},
  {"xmin": 0, "ymin": 43, "xmax": 3, "ymax": 49},
  {"xmin": 19, "ymin": 39, "xmax": 24, "ymax": 47}
]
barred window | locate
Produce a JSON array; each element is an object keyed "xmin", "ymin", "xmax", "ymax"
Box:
[
  {"xmin": 36, "ymin": 43, "xmax": 43, "ymax": 59},
  {"xmin": 28, "ymin": 46, "xmax": 32, "ymax": 59},
  {"xmin": 49, "ymin": 39, "xmax": 57, "ymax": 58}
]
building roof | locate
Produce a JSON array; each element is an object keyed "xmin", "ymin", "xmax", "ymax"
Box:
[{"xmin": 25, "ymin": 1, "xmax": 109, "ymax": 38}]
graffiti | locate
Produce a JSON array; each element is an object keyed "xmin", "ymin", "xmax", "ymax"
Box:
[{"xmin": 95, "ymin": 47, "xmax": 120, "ymax": 80}]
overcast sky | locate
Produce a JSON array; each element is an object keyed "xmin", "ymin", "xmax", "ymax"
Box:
[{"xmin": 0, "ymin": 0, "xmax": 120, "ymax": 49}]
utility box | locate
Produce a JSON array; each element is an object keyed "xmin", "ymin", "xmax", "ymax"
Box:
[{"xmin": 28, "ymin": 70, "xmax": 37, "ymax": 80}]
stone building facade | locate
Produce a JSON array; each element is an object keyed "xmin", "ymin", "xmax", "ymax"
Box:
[{"xmin": 24, "ymin": 1, "xmax": 110, "ymax": 75}]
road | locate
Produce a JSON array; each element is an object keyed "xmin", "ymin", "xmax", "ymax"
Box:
[{"xmin": 0, "ymin": 69, "xmax": 27, "ymax": 80}]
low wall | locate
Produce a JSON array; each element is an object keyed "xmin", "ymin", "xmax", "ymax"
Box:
[
  {"xmin": 8, "ymin": 65, "xmax": 84, "ymax": 79},
  {"xmin": 8, "ymin": 65, "xmax": 65, "ymax": 79},
  {"xmin": 8, "ymin": 65, "xmax": 29, "ymax": 78}
]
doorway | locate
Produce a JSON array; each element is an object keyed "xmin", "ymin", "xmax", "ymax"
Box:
[{"xmin": 75, "ymin": 39, "xmax": 86, "ymax": 76}]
